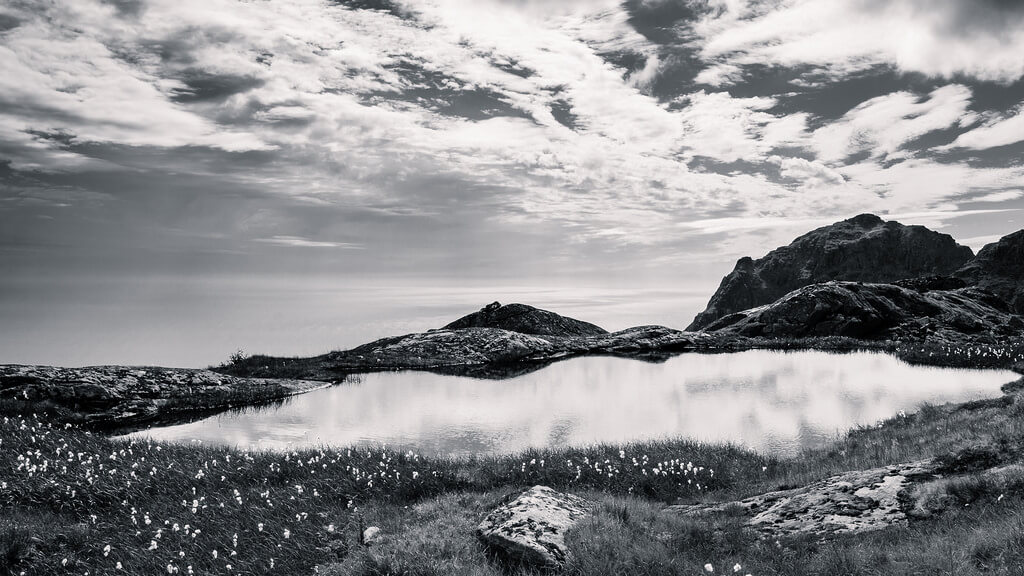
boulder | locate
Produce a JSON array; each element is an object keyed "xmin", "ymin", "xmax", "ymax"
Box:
[
  {"xmin": 477, "ymin": 486, "xmax": 592, "ymax": 568},
  {"xmin": 956, "ymin": 229, "xmax": 1024, "ymax": 314},
  {"xmin": 443, "ymin": 302, "xmax": 607, "ymax": 337},
  {"xmin": 688, "ymin": 214, "xmax": 974, "ymax": 330}
]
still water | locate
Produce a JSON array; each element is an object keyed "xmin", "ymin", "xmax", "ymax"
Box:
[{"xmin": 126, "ymin": 350, "xmax": 1017, "ymax": 458}]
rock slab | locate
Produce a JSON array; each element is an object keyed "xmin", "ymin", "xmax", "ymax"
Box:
[
  {"xmin": 672, "ymin": 461, "xmax": 937, "ymax": 538},
  {"xmin": 478, "ymin": 485, "xmax": 592, "ymax": 568},
  {"xmin": 671, "ymin": 458, "xmax": 1023, "ymax": 539}
]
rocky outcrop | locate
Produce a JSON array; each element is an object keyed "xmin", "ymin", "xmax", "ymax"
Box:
[
  {"xmin": 443, "ymin": 302, "xmax": 607, "ymax": 337},
  {"xmin": 0, "ymin": 365, "xmax": 328, "ymax": 427},
  {"xmin": 704, "ymin": 281, "xmax": 1022, "ymax": 342},
  {"xmin": 221, "ymin": 325, "xmax": 730, "ymax": 381},
  {"xmin": 671, "ymin": 457, "xmax": 1023, "ymax": 539},
  {"xmin": 478, "ymin": 486, "xmax": 593, "ymax": 568},
  {"xmin": 311, "ymin": 325, "xmax": 728, "ymax": 378},
  {"xmin": 688, "ymin": 214, "xmax": 974, "ymax": 330},
  {"xmin": 956, "ymin": 230, "xmax": 1024, "ymax": 314}
]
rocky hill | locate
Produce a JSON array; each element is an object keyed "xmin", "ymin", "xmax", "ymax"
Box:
[
  {"xmin": 687, "ymin": 214, "xmax": 975, "ymax": 330},
  {"xmin": 442, "ymin": 302, "xmax": 607, "ymax": 336},
  {"xmin": 956, "ymin": 230, "xmax": 1024, "ymax": 314},
  {"xmin": 703, "ymin": 281, "xmax": 1023, "ymax": 344}
]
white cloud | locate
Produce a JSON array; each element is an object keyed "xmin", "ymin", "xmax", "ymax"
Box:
[
  {"xmin": 693, "ymin": 0, "xmax": 1024, "ymax": 83},
  {"xmin": 941, "ymin": 106, "xmax": 1024, "ymax": 151},
  {"xmin": 811, "ymin": 85, "xmax": 973, "ymax": 162},
  {"xmin": 254, "ymin": 236, "xmax": 362, "ymax": 249},
  {"xmin": 675, "ymin": 91, "xmax": 808, "ymax": 163},
  {"xmin": 2, "ymin": 0, "xmax": 1023, "ymax": 263},
  {"xmin": 693, "ymin": 63, "xmax": 743, "ymax": 87},
  {"xmin": 968, "ymin": 190, "xmax": 1024, "ymax": 203}
]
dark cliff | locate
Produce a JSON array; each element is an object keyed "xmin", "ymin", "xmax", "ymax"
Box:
[
  {"xmin": 687, "ymin": 214, "xmax": 975, "ymax": 330},
  {"xmin": 956, "ymin": 230, "xmax": 1024, "ymax": 315}
]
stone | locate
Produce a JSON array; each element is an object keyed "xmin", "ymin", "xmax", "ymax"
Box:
[
  {"xmin": 670, "ymin": 461, "xmax": 940, "ymax": 538},
  {"xmin": 688, "ymin": 214, "xmax": 975, "ymax": 330},
  {"xmin": 443, "ymin": 302, "xmax": 607, "ymax": 337},
  {"xmin": 477, "ymin": 486, "xmax": 592, "ymax": 568}
]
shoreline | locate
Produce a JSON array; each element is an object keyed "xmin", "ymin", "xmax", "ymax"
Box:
[{"xmin": 3, "ymin": 332, "xmax": 1023, "ymax": 432}]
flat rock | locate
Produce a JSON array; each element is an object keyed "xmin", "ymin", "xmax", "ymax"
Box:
[
  {"xmin": 671, "ymin": 458, "xmax": 1024, "ymax": 539},
  {"xmin": 670, "ymin": 461, "xmax": 940, "ymax": 538},
  {"xmin": 478, "ymin": 486, "xmax": 593, "ymax": 568}
]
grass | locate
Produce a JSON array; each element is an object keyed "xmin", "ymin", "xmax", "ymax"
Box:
[{"xmin": 2, "ymin": 373, "xmax": 1024, "ymax": 575}]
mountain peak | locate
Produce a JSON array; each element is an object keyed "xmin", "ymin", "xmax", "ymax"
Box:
[{"xmin": 687, "ymin": 215, "xmax": 974, "ymax": 330}]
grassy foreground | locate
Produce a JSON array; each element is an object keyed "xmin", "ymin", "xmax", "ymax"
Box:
[{"xmin": 2, "ymin": 373, "xmax": 1024, "ymax": 576}]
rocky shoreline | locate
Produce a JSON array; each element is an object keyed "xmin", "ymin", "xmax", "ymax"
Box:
[{"xmin": 0, "ymin": 364, "xmax": 330, "ymax": 429}]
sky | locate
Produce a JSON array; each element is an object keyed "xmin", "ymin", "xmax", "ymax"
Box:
[{"xmin": 2, "ymin": 0, "xmax": 1024, "ymax": 367}]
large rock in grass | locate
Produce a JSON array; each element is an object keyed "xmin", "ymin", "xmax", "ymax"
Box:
[
  {"xmin": 688, "ymin": 214, "xmax": 974, "ymax": 330},
  {"xmin": 956, "ymin": 229, "xmax": 1024, "ymax": 314},
  {"xmin": 671, "ymin": 453, "xmax": 1023, "ymax": 539},
  {"xmin": 444, "ymin": 302, "xmax": 607, "ymax": 337},
  {"xmin": 477, "ymin": 486, "xmax": 593, "ymax": 568},
  {"xmin": 671, "ymin": 461, "xmax": 939, "ymax": 538}
]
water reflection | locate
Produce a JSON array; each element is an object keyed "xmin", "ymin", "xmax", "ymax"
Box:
[{"xmin": 124, "ymin": 351, "xmax": 1017, "ymax": 458}]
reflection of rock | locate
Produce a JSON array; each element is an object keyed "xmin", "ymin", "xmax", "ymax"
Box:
[
  {"xmin": 688, "ymin": 214, "xmax": 974, "ymax": 330},
  {"xmin": 956, "ymin": 229, "xmax": 1024, "ymax": 314},
  {"xmin": 444, "ymin": 302, "xmax": 607, "ymax": 337},
  {"xmin": 478, "ymin": 486, "xmax": 592, "ymax": 568},
  {"xmin": 0, "ymin": 365, "xmax": 327, "ymax": 427},
  {"xmin": 703, "ymin": 281, "xmax": 1020, "ymax": 343}
]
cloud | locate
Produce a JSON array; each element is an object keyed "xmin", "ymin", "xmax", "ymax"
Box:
[
  {"xmin": 940, "ymin": 105, "xmax": 1024, "ymax": 151},
  {"xmin": 811, "ymin": 85, "xmax": 974, "ymax": 162},
  {"xmin": 254, "ymin": 236, "xmax": 362, "ymax": 249},
  {"xmin": 693, "ymin": 0, "xmax": 1024, "ymax": 83},
  {"xmin": 2, "ymin": 0, "xmax": 1024, "ymax": 289}
]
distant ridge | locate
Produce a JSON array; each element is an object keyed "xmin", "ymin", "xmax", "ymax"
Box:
[
  {"xmin": 687, "ymin": 214, "xmax": 975, "ymax": 330},
  {"xmin": 443, "ymin": 302, "xmax": 608, "ymax": 337}
]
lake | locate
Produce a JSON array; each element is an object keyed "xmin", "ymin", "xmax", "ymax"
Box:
[{"xmin": 123, "ymin": 350, "xmax": 1017, "ymax": 458}]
